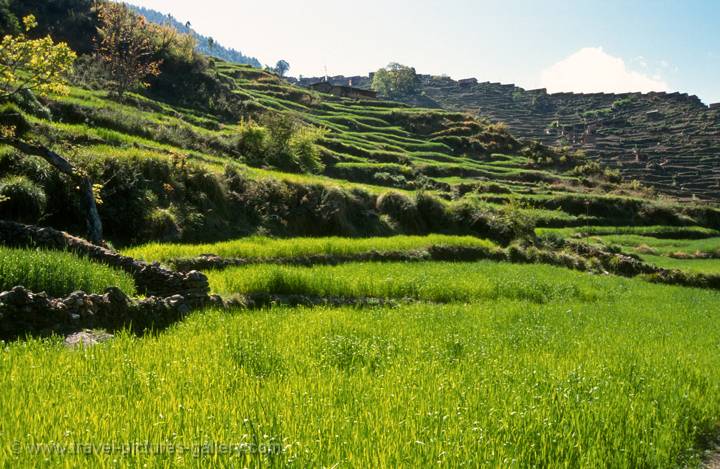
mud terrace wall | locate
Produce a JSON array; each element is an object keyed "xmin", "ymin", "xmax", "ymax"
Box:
[{"xmin": 0, "ymin": 221, "xmax": 216, "ymax": 339}]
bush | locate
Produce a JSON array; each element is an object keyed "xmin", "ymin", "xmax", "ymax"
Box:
[
  {"xmin": 448, "ymin": 198, "xmax": 535, "ymax": 245},
  {"xmin": 236, "ymin": 113, "xmax": 326, "ymax": 174},
  {"xmin": 288, "ymin": 126, "xmax": 326, "ymax": 174},
  {"xmin": 376, "ymin": 191, "xmax": 423, "ymax": 233},
  {"xmin": 0, "ymin": 102, "xmax": 31, "ymax": 137},
  {"xmin": 415, "ymin": 191, "xmax": 449, "ymax": 231},
  {"xmin": 235, "ymin": 119, "xmax": 269, "ymax": 164},
  {"xmin": 0, "ymin": 175, "xmax": 46, "ymax": 223},
  {"xmin": 145, "ymin": 207, "xmax": 181, "ymax": 242}
]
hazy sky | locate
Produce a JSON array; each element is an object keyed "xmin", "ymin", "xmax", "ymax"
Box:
[{"xmin": 124, "ymin": 0, "xmax": 720, "ymax": 104}]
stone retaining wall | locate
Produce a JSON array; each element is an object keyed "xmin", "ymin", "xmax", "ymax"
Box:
[
  {"xmin": 0, "ymin": 286, "xmax": 223, "ymax": 340},
  {"xmin": 0, "ymin": 221, "xmax": 215, "ymax": 339},
  {"xmin": 0, "ymin": 221, "xmax": 210, "ymax": 302}
]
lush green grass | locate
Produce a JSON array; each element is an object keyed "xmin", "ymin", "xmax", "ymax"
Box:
[
  {"xmin": 14, "ymin": 62, "xmax": 711, "ymax": 244},
  {"xmin": 639, "ymin": 254, "xmax": 720, "ymax": 275},
  {"xmin": 0, "ymin": 247, "xmax": 136, "ymax": 297},
  {"xmin": 538, "ymin": 226, "xmax": 720, "ymax": 275},
  {"xmin": 207, "ymin": 261, "xmax": 609, "ymax": 304},
  {"xmin": 2, "ymin": 264, "xmax": 720, "ymax": 466},
  {"xmin": 537, "ymin": 225, "xmax": 720, "ymax": 239},
  {"xmin": 124, "ymin": 235, "xmax": 497, "ymax": 264},
  {"xmin": 596, "ymin": 234, "xmax": 720, "ymax": 257}
]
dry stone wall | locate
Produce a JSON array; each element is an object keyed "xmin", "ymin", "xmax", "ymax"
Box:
[{"xmin": 0, "ymin": 221, "xmax": 216, "ymax": 339}]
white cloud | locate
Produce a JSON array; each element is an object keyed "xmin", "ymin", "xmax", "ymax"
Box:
[{"xmin": 540, "ymin": 47, "xmax": 669, "ymax": 94}]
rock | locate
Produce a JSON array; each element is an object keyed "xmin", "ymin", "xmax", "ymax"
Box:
[{"xmin": 64, "ymin": 329, "xmax": 114, "ymax": 348}]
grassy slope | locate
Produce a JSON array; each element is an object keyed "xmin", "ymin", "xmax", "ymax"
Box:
[
  {"xmin": 547, "ymin": 228, "xmax": 720, "ymax": 275},
  {"xmin": 8, "ymin": 60, "xmax": 717, "ymax": 242},
  {"xmin": 2, "ymin": 264, "xmax": 720, "ymax": 466}
]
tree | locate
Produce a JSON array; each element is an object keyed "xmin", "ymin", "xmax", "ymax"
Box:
[
  {"xmin": 0, "ymin": 16, "xmax": 103, "ymax": 244},
  {"xmin": 275, "ymin": 59, "xmax": 290, "ymax": 77},
  {"xmin": 96, "ymin": 3, "xmax": 162, "ymax": 98},
  {"xmin": 371, "ymin": 63, "xmax": 417, "ymax": 97},
  {"xmin": 0, "ymin": 15, "xmax": 76, "ymax": 101},
  {"xmin": 0, "ymin": 0, "xmax": 19, "ymax": 36},
  {"xmin": 6, "ymin": 0, "xmax": 97, "ymax": 54}
]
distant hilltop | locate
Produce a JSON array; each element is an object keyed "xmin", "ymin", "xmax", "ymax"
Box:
[
  {"xmin": 128, "ymin": 4, "xmax": 262, "ymax": 68},
  {"xmin": 296, "ymin": 73, "xmax": 720, "ymax": 199}
]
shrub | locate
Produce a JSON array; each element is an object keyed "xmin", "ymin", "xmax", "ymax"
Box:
[
  {"xmin": 415, "ymin": 191, "xmax": 448, "ymax": 231},
  {"xmin": 448, "ymin": 197, "xmax": 535, "ymax": 245},
  {"xmin": 0, "ymin": 175, "xmax": 46, "ymax": 223},
  {"xmin": 145, "ymin": 207, "xmax": 181, "ymax": 242},
  {"xmin": 0, "ymin": 102, "xmax": 30, "ymax": 137},
  {"xmin": 237, "ymin": 113, "xmax": 326, "ymax": 174},
  {"xmin": 376, "ymin": 191, "xmax": 423, "ymax": 233},
  {"xmin": 235, "ymin": 119, "xmax": 269, "ymax": 164},
  {"xmin": 288, "ymin": 125, "xmax": 326, "ymax": 174}
]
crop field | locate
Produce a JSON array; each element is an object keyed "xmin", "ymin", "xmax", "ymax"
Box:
[
  {"xmin": 552, "ymin": 227, "xmax": 720, "ymax": 275},
  {"xmin": 4, "ymin": 235, "xmax": 720, "ymax": 467},
  {"xmin": 0, "ymin": 247, "xmax": 136, "ymax": 297},
  {"xmin": 10, "ymin": 61, "xmax": 716, "ymax": 243},
  {"xmin": 124, "ymin": 234, "xmax": 497, "ymax": 264},
  {"xmin": 2, "ymin": 255, "xmax": 720, "ymax": 466},
  {"xmin": 206, "ymin": 261, "xmax": 604, "ymax": 304},
  {"xmin": 3, "ymin": 7, "xmax": 720, "ymax": 466}
]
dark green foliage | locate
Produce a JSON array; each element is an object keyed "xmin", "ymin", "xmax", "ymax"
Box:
[
  {"xmin": 376, "ymin": 191, "xmax": 424, "ymax": 233},
  {"xmin": 146, "ymin": 51, "xmax": 240, "ymax": 118},
  {"xmin": 237, "ymin": 113, "xmax": 325, "ymax": 174},
  {"xmin": 0, "ymin": 174, "xmax": 46, "ymax": 222},
  {"xmin": 0, "ymin": 102, "xmax": 30, "ymax": 136},
  {"xmin": 0, "ymin": 0, "xmax": 19, "ymax": 35},
  {"xmin": 9, "ymin": 0, "xmax": 97, "ymax": 54},
  {"xmin": 415, "ymin": 191, "xmax": 449, "ymax": 232},
  {"xmin": 448, "ymin": 198, "xmax": 535, "ymax": 245},
  {"xmin": 372, "ymin": 63, "xmax": 418, "ymax": 97}
]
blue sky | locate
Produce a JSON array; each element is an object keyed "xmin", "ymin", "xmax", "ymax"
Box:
[{"xmin": 124, "ymin": 0, "xmax": 720, "ymax": 104}]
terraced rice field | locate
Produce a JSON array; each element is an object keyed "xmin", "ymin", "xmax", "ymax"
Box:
[
  {"xmin": 551, "ymin": 225, "xmax": 720, "ymax": 275},
  {"xmin": 3, "ymin": 236, "xmax": 720, "ymax": 466},
  {"xmin": 0, "ymin": 247, "xmax": 136, "ymax": 297},
  {"xmin": 124, "ymin": 234, "xmax": 497, "ymax": 264}
]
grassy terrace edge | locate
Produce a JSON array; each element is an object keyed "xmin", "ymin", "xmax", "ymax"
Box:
[{"xmin": 123, "ymin": 235, "xmax": 497, "ymax": 263}]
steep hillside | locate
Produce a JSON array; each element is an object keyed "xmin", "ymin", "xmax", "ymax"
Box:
[
  {"xmin": 2, "ymin": 2, "xmax": 720, "ymax": 249},
  {"xmin": 299, "ymin": 74, "xmax": 720, "ymax": 200},
  {"xmin": 5, "ymin": 59, "xmax": 720, "ymax": 246}
]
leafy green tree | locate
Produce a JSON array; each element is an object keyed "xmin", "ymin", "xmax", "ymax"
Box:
[
  {"xmin": 372, "ymin": 63, "xmax": 417, "ymax": 97},
  {"xmin": 275, "ymin": 59, "xmax": 290, "ymax": 77},
  {"xmin": 0, "ymin": 0, "xmax": 19, "ymax": 35}
]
